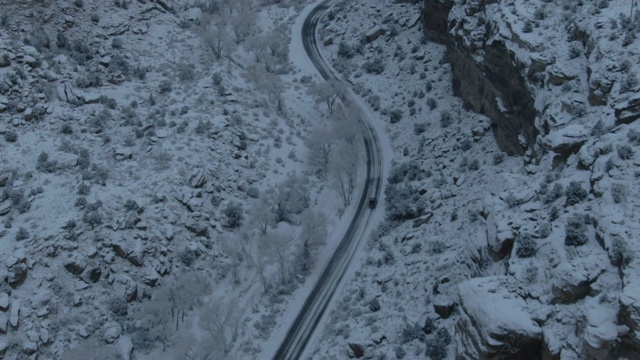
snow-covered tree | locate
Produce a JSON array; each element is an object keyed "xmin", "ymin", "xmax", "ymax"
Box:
[
  {"xmin": 201, "ymin": 13, "xmax": 232, "ymax": 61},
  {"xmin": 248, "ymin": 196, "xmax": 275, "ymax": 235},
  {"xmin": 264, "ymin": 174, "xmax": 310, "ymax": 223},
  {"xmin": 264, "ymin": 231, "xmax": 294, "ymax": 285},
  {"xmin": 307, "ymin": 79, "xmax": 347, "ymax": 114},
  {"xmin": 297, "ymin": 210, "xmax": 328, "ymax": 271},
  {"xmin": 230, "ymin": 9, "xmax": 258, "ymax": 44},
  {"xmin": 329, "ymin": 140, "xmax": 360, "ymax": 207},
  {"xmin": 243, "ymin": 64, "xmax": 285, "ymax": 111},
  {"xmin": 305, "ymin": 125, "xmax": 337, "ymax": 177},
  {"xmin": 245, "ymin": 34, "xmax": 269, "ymax": 62},
  {"xmin": 220, "ymin": 232, "xmax": 246, "ymax": 285},
  {"xmin": 199, "ymin": 297, "xmax": 240, "ymax": 356}
]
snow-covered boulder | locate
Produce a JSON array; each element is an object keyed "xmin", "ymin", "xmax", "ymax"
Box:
[
  {"xmin": 111, "ymin": 236, "xmax": 144, "ymax": 267},
  {"xmin": 9, "ymin": 300, "xmax": 20, "ymax": 329},
  {"xmin": 456, "ymin": 276, "xmax": 542, "ymax": 359},
  {"xmin": 0, "ymin": 313, "xmax": 7, "ymax": 334},
  {"xmin": 583, "ymin": 304, "xmax": 618, "ymax": 359},
  {"xmin": 614, "ymin": 93, "xmax": 640, "ymax": 125},
  {"xmin": 485, "ymin": 212, "xmax": 514, "ymax": 261},
  {"xmin": 550, "ymin": 257, "xmax": 607, "ymax": 304},
  {"xmin": 0, "ymin": 292, "xmax": 8, "ymax": 311},
  {"xmin": 188, "ymin": 168, "xmax": 207, "ymax": 188},
  {"xmin": 542, "ymin": 124, "xmax": 590, "ymax": 157},
  {"xmin": 619, "ymin": 281, "xmax": 640, "ymax": 353}
]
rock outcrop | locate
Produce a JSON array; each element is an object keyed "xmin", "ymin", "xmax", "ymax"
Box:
[
  {"xmin": 422, "ymin": 0, "xmax": 538, "ymax": 156},
  {"xmin": 456, "ymin": 277, "xmax": 542, "ymax": 359}
]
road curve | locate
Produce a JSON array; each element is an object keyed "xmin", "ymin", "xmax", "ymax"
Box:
[{"xmin": 272, "ymin": 1, "xmax": 384, "ymax": 359}]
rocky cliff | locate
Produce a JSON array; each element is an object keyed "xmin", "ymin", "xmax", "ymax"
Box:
[
  {"xmin": 423, "ymin": 0, "xmax": 537, "ymax": 156},
  {"xmin": 422, "ymin": 0, "xmax": 640, "ymax": 359}
]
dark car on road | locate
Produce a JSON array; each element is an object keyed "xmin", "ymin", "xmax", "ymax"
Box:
[{"xmin": 369, "ymin": 197, "xmax": 377, "ymax": 209}]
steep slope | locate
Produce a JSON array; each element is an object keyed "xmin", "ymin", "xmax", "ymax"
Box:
[{"xmin": 310, "ymin": 0, "xmax": 640, "ymax": 359}]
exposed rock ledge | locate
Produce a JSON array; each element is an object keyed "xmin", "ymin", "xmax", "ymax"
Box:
[
  {"xmin": 456, "ymin": 276, "xmax": 543, "ymax": 359},
  {"xmin": 422, "ymin": 0, "xmax": 538, "ymax": 156}
]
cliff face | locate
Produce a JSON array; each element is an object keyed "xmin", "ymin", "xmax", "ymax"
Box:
[
  {"xmin": 422, "ymin": 0, "xmax": 538, "ymax": 156},
  {"xmin": 421, "ymin": 0, "xmax": 453, "ymax": 44}
]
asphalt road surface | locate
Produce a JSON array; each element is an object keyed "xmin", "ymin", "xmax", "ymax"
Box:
[{"xmin": 272, "ymin": 1, "xmax": 384, "ymax": 358}]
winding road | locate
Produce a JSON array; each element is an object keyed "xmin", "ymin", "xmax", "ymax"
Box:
[{"xmin": 272, "ymin": 0, "xmax": 384, "ymax": 359}]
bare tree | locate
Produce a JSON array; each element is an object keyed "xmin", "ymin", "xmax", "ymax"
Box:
[
  {"xmin": 230, "ymin": 9, "xmax": 258, "ymax": 44},
  {"xmin": 201, "ymin": 13, "xmax": 231, "ymax": 61},
  {"xmin": 298, "ymin": 210, "xmax": 328, "ymax": 271},
  {"xmin": 249, "ymin": 197, "xmax": 274, "ymax": 235},
  {"xmin": 245, "ymin": 34, "xmax": 268, "ymax": 62},
  {"xmin": 333, "ymin": 103, "xmax": 364, "ymax": 146},
  {"xmin": 264, "ymin": 174, "xmax": 310, "ymax": 223},
  {"xmin": 305, "ymin": 125, "xmax": 337, "ymax": 177},
  {"xmin": 162, "ymin": 272, "xmax": 212, "ymax": 331},
  {"xmin": 308, "ymin": 79, "xmax": 347, "ymax": 114},
  {"xmin": 329, "ymin": 140, "xmax": 361, "ymax": 207},
  {"xmin": 243, "ymin": 65, "xmax": 285, "ymax": 111},
  {"xmin": 220, "ymin": 232, "xmax": 246, "ymax": 285},
  {"xmin": 200, "ymin": 297, "xmax": 240, "ymax": 356},
  {"xmin": 264, "ymin": 231, "xmax": 294, "ymax": 285}
]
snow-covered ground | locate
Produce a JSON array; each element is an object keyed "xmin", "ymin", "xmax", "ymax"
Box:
[
  {"xmin": 307, "ymin": 0, "xmax": 640, "ymax": 359},
  {"xmin": 1, "ymin": 0, "xmax": 639, "ymax": 358},
  {"xmin": 0, "ymin": 0, "xmax": 383, "ymax": 358}
]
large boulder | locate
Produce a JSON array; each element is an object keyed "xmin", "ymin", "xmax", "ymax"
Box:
[
  {"xmin": 456, "ymin": 276, "xmax": 542, "ymax": 359},
  {"xmin": 111, "ymin": 235, "xmax": 145, "ymax": 267},
  {"xmin": 550, "ymin": 259, "xmax": 606, "ymax": 304},
  {"xmin": 615, "ymin": 93, "xmax": 640, "ymax": 125},
  {"xmin": 619, "ymin": 280, "xmax": 640, "ymax": 355},
  {"xmin": 485, "ymin": 212, "xmax": 514, "ymax": 261}
]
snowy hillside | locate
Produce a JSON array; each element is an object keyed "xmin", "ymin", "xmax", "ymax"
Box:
[
  {"xmin": 0, "ymin": 0, "xmax": 364, "ymax": 358},
  {"xmin": 309, "ymin": 0, "xmax": 640, "ymax": 359}
]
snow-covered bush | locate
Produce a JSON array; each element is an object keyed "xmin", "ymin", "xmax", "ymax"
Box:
[
  {"xmin": 77, "ymin": 183, "xmax": 91, "ymax": 196},
  {"xmin": 423, "ymin": 317, "xmax": 436, "ymax": 334},
  {"xmin": 537, "ymin": 222, "xmax": 552, "ymax": 238},
  {"xmin": 106, "ymin": 297, "xmax": 128, "ymax": 317},
  {"xmin": 608, "ymin": 236, "xmax": 632, "ymax": 267},
  {"xmin": 611, "ymin": 182, "xmax": 628, "ymax": 203},
  {"xmin": 109, "ymin": 55, "xmax": 130, "ymax": 78},
  {"xmin": 178, "ymin": 63, "xmax": 196, "ymax": 82},
  {"xmin": 224, "ymin": 202, "xmax": 244, "ymax": 228},
  {"xmin": 625, "ymin": 130, "xmax": 640, "ymax": 148},
  {"xmin": 362, "ymin": 57, "xmax": 385, "ymax": 74},
  {"xmin": 425, "ymin": 328, "xmax": 450, "ymax": 360},
  {"xmin": 467, "ymin": 158, "xmax": 480, "ymax": 171},
  {"xmin": 564, "ymin": 181, "xmax": 587, "ymax": 206},
  {"xmin": 515, "ymin": 233, "xmax": 536, "ymax": 258},
  {"xmin": 111, "ymin": 37, "xmax": 123, "ymax": 49},
  {"xmin": 565, "ymin": 213, "xmax": 590, "ymax": 246},
  {"xmin": 337, "ymin": 41, "xmax": 355, "ymax": 59},
  {"xmin": 15, "ymin": 227, "xmax": 30, "ymax": 241},
  {"xmin": 398, "ymin": 322, "xmax": 425, "ymax": 344},
  {"xmin": 4, "ymin": 131, "xmax": 17, "ymax": 143},
  {"xmin": 440, "ymin": 110, "xmax": 453, "ymax": 128},
  {"xmin": 389, "ymin": 109, "xmax": 403, "ymax": 123},
  {"xmin": 368, "ymin": 298, "xmax": 380, "ymax": 312},
  {"xmin": 367, "ymin": 94, "xmax": 380, "ymax": 110},
  {"xmin": 60, "ymin": 123, "xmax": 73, "ymax": 134},
  {"xmin": 493, "ymin": 152, "xmax": 505, "ymax": 165},
  {"xmin": 459, "ymin": 138, "xmax": 472, "ymax": 152},
  {"xmin": 82, "ymin": 210, "xmax": 103, "ymax": 229},
  {"xmin": 388, "ymin": 162, "xmax": 425, "ymax": 184},
  {"xmin": 384, "ymin": 184, "xmax": 424, "ymax": 221},
  {"xmin": 618, "ymin": 144, "xmax": 635, "ymax": 160},
  {"xmin": 414, "ymin": 123, "xmax": 426, "ymax": 135},
  {"xmin": 159, "ymin": 79, "xmax": 172, "ymax": 94},
  {"xmin": 178, "ymin": 248, "xmax": 196, "ymax": 267}
]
